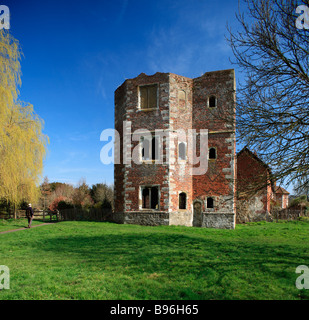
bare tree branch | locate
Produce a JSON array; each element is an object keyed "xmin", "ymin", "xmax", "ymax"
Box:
[{"xmin": 227, "ymin": 0, "xmax": 309, "ymax": 191}]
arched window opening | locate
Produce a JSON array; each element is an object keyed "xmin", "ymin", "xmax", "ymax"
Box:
[
  {"xmin": 207, "ymin": 197, "xmax": 214, "ymax": 209},
  {"xmin": 178, "ymin": 90, "xmax": 186, "ymax": 101},
  {"xmin": 179, "ymin": 192, "xmax": 187, "ymax": 209}
]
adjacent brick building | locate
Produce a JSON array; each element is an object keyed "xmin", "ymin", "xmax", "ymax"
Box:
[
  {"xmin": 113, "ymin": 69, "xmax": 236, "ymax": 229},
  {"xmin": 236, "ymin": 147, "xmax": 275, "ymax": 223}
]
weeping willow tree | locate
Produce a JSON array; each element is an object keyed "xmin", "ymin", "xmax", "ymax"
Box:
[{"xmin": 0, "ymin": 30, "xmax": 49, "ymax": 217}]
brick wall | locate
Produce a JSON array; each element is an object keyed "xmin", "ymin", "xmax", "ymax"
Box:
[{"xmin": 192, "ymin": 70, "xmax": 236, "ymax": 218}]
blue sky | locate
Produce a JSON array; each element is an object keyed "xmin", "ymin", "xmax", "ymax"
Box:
[{"xmin": 6, "ymin": 0, "xmax": 245, "ymax": 187}]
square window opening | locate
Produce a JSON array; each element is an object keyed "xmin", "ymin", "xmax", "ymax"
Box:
[
  {"xmin": 141, "ymin": 186, "xmax": 159, "ymax": 210},
  {"xmin": 139, "ymin": 85, "xmax": 158, "ymax": 110}
]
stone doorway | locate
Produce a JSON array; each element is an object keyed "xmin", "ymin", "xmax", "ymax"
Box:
[{"xmin": 193, "ymin": 200, "xmax": 203, "ymax": 227}]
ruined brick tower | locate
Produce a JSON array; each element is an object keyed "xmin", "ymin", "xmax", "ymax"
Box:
[{"xmin": 113, "ymin": 70, "xmax": 236, "ymax": 229}]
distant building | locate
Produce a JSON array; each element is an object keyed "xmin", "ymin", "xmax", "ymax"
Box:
[{"xmin": 274, "ymin": 186, "xmax": 289, "ymax": 209}]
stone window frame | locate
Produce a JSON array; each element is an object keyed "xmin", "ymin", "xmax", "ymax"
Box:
[
  {"xmin": 178, "ymin": 191, "xmax": 187, "ymax": 210},
  {"xmin": 139, "ymin": 133, "xmax": 161, "ymax": 164},
  {"xmin": 139, "ymin": 185, "xmax": 161, "ymax": 211},
  {"xmin": 138, "ymin": 84, "xmax": 159, "ymax": 111},
  {"xmin": 207, "ymin": 95, "xmax": 217, "ymax": 108}
]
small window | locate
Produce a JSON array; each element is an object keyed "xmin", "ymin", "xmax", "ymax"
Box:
[
  {"xmin": 207, "ymin": 197, "xmax": 214, "ymax": 209},
  {"xmin": 141, "ymin": 135, "xmax": 159, "ymax": 161},
  {"xmin": 209, "ymin": 147, "xmax": 216, "ymax": 160},
  {"xmin": 178, "ymin": 90, "xmax": 186, "ymax": 101},
  {"xmin": 178, "ymin": 142, "xmax": 186, "ymax": 161},
  {"xmin": 151, "ymin": 136, "xmax": 159, "ymax": 160},
  {"xmin": 139, "ymin": 85, "xmax": 157, "ymax": 109},
  {"xmin": 141, "ymin": 186, "xmax": 159, "ymax": 209},
  {"xmin": 209, "ymin": 96, "xmax": 217, "ymax": 108},
  {"xmin": 179, "ymin": 192, "xmax": 187, "ymax": 209},
  {"xmin": 142, "ymin": 138, "xmax": 150, "ymax": 160}
]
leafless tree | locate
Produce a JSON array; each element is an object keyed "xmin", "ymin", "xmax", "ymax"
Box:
[
  {"xmin": 293, "ymin": 175, "xmax": 309, "ymax": 199},
  {"xmin": 227, "ymin": 0, "xmax": 309, "ymax": 190}
]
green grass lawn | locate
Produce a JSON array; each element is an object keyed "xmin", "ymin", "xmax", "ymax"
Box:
[
  {"xmin": 0, "ymin": 219, "xmax": 308, "ymax": 300},
  {"xmin": 0, "ymin": 218, "xmax": 48, "ymax": 232}
]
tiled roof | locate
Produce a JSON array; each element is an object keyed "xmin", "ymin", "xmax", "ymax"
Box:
[{"xmin": 275, "ymin": 186, "xmax": 290, "ymax": 194}]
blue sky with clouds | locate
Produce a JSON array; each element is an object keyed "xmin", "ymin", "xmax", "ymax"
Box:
[{"xmin": 6, "ymin": 0, "xmax": 246, "ymax": 187}]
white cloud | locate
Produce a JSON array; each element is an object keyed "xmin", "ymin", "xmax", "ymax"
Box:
[{"xmin": 145, "ymin": 3, "xmax": 234, "ymax": 77}]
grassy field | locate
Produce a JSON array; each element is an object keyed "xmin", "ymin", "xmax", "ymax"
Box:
[
  {"xmin": 0, "ymin": 218, "xmax": 47, "ymax": 232},
  {"xmin": 0, "ymin": 219, "xmax": 308, "ymax": 300}
]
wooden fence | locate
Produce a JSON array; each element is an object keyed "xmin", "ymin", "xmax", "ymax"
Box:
[
  {"xmin": 0, "ymin": 208, "xmax": 113, "ymax": 222},
  {"xmin": 59, "ymin": 208, "xmax": 113, "ymax": 222},
  {"xmin": 0, "ymin": 209, "xmax": 59, "ymax": 221}
]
